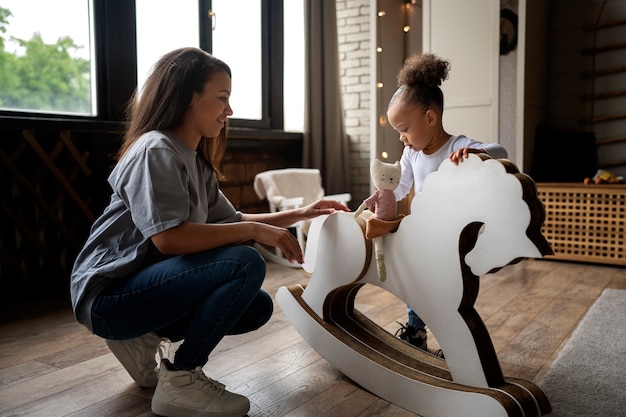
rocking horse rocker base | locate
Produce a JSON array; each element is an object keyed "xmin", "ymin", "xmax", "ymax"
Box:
[
  {"xmin": 276, "ymin": 155, "xmax": 554, "ymax": 417},
  {"xmin": 277, "ymin": 283, "xmax": 550, "ymax": 417}
]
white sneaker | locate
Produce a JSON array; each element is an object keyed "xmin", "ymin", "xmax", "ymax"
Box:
[
  {"xmin": 106, "ymin": 332, "xmax": 170, "ymax": 388},
  {"xmin": 151, "ymin": 359, "xmax": 250, "ymax": 417}
]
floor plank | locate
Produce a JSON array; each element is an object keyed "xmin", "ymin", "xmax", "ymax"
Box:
[{"xmin": 0, "ymin": 259, "xmax": 622, "ymax": 416}]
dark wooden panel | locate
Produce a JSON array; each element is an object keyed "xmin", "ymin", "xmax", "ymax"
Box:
[{"xmin": 0, "ymin": 125, "xmax": 302, "ymax": 310}]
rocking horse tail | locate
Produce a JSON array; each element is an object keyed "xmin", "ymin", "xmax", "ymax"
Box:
[
  {"xmin": 302, "ymin": 212, "xmax": 368, "ymax": 276},
  {"xmin": 301, "ymin": 214, "xmax": 326, "ymax": 274},
  {"xmin": 300, "ymin": 212, "xmax": 369, "ymax": 317}
]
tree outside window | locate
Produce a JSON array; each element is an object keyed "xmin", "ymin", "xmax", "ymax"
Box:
[{"xmin": 0, "ymin": 1, "xmax": 95, "ymax": 116}]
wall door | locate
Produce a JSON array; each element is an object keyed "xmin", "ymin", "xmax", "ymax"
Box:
[{"xmin": 423, "ymin": 0, "xmax": 500, "ymax": 144}]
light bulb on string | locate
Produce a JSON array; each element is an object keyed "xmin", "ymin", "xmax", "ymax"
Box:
[
  {"xmin": 379, "ymin": 116, "xmax": 388, "ymax": 160},
  {"xmin": 376, "ymin": 6, "xmax": 392, "ymax": 163}
]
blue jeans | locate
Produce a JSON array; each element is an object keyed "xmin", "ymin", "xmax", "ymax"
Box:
[
  {"xmin": 91, "ymin": 245, "xmax": 272, "ymax": 370},
  {"xmin": 407, "ymin": 307, "xmax": 426, "ymax": 329}
]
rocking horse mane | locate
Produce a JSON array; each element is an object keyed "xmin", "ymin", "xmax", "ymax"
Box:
[
  {"xmin": 479, "ymin": 154, "xmax": 553, "ymax": 259},
  {"xmin": 415, "ymin": 153, "xmax": 553, "ymax": 269}
]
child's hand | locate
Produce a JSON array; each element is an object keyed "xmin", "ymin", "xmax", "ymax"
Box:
[{"xmin": 449, "ymin": 148, "xmax": 485, "ymax": 165}]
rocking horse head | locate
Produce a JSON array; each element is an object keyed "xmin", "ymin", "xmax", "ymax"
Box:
[{"xmin": 404, "ymin": 153, "xmax": 553, "ymax": 277}]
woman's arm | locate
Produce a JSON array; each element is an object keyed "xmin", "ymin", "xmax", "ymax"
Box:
[
  {"xmin": 242, "ymin": 199, "xmax": 350, "ymax": 228},
  {"xmin": 151, "ymin": 199, "xmax": 350, "ymax": 263},
  {"xmin": 151, "ymin": 221, "xmax": 305, "ymax": 263}
]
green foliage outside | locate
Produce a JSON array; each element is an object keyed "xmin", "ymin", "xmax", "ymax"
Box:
[{"xmin": 0, "ymin": 7, "xmax": 92, "ymax": 114}]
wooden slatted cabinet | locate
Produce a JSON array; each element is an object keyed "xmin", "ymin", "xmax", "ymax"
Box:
[{"xmin": 537, "ymin": 182, "xmax": 626, "ymax": 266}]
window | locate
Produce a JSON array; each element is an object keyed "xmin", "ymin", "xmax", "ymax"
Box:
[
  {"xmin": 0, "ymin": 0, "xmax": 96, "ymax": 116},
  {"xmin": 135, "ymin": 0, "xmax": 199, "ymax": 94},
  {"xmin": 283, "ymin": 0, "xmax": 305, "ymax": 132},
  {"xmin": 137, "ymin": 0, "xmax": 303, "ymax": 132},
  {"xmin": 210, "ymin": 1, "xmax": 262, "ymax": 121},
  {"xmin": 1, "ymin": 0, "xmax": 303, "ymax": 134}
]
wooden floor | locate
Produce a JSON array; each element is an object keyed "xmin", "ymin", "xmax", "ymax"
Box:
[{"xmin": 1, "ymin": 258, "xmax": 625, "ymax": 417}]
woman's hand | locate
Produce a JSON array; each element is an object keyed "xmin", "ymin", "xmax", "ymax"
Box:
[
  {"xmin": 300, "ymin": 199, "xmax": 351, "ymax": 220},
  {"xmin": 448, "ymin": 148, "xmax": 485, "ymax": 165},
  {"xmin": 256, "ymin": 199, "xmax": 350, "ymax": 263},
  {"xmin": 240, "ymin": 199, "xmax": 350, "ymax": 263},
  {"xmin": 254, "ymin": 223, "xmax": 305, "ymax": 264}
]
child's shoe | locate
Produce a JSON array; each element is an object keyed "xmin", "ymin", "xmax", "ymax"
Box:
[{"xmin": 395, "ymin": 322, "xmax": 428, "ymax": 350}]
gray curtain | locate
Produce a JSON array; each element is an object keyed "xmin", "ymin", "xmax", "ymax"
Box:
[{"xmin": 303, "ymin": 0, "xmax": 351, "ymax": 195}]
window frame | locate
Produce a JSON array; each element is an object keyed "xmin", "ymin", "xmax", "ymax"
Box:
[
  {"xmin": 0, "ymin": 0, "xmax": 288, "ymax": 136},
  {"xmin": 200, "ymin": 0, "xmax": 284, "ymax": 130}
]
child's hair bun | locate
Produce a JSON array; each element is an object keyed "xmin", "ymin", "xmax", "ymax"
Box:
[{"xmin": 397, "ymin": 53, "xmax": 450, "ymax": 88}]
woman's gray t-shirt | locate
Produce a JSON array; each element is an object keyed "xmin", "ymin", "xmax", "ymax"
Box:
[{"xmin": 70, "ymin": 130, "xmax": 242, "ymax": 331}]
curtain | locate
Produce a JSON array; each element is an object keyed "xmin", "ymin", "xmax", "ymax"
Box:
[{"xmin": 303, "ymin": 0, "xmax": 351, "ymax": 195}]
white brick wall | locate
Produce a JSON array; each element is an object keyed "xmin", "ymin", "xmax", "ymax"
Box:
[{"xmin": 336, "ymin": 0, "xmax": 371, "ymax": 205}]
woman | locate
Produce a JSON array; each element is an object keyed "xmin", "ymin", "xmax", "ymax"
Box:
[{"xmin": 70, "ymin": 47, "xmax": 349, "ymax": 417}]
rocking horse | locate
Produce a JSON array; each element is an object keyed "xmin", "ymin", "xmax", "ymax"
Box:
[{"xmin": 276, "ymin": 154, "xmax": 554, "ymax": 417}]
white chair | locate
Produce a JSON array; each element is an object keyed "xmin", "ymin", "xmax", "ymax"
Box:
[{"xmin": 253, "ymin": 168, "xmax": 351, "ymax": 268}]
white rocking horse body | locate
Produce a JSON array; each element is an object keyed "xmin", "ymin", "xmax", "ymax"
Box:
[{"xmin": 276, "ymin": 154, "xmax": 553, "ymax": 417}]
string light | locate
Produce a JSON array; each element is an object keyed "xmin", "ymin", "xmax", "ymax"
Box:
[
  {"xmin": 376, "ymin": 7, "xmax": 386, "ymax": 160},
  {"xmin": 376, "ymin": 1, "xmax": 414, "ymax": 161}
]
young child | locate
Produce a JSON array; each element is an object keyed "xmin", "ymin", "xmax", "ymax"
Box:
[{"xmin": 388, "ymin": 53, "xmax": 507, "ymax": 355}]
